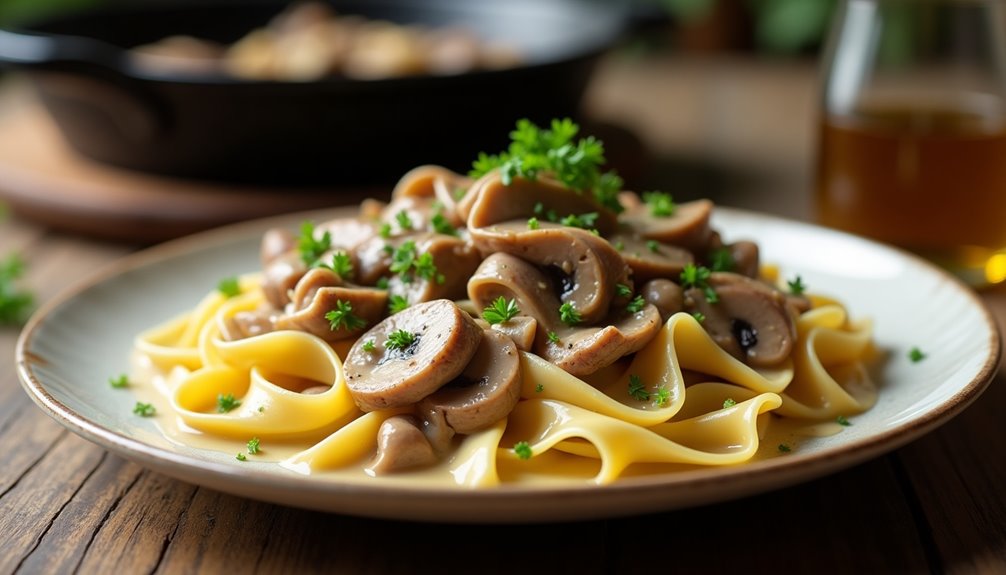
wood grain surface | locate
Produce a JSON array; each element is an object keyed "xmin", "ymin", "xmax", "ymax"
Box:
[{"xmin": 2, "ymin": 54, "xmax": 1005, "ymax": 574}]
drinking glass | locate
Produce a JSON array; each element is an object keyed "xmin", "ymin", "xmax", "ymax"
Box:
[{"xmin": 815, "ymin": 0, "xmax": 1006, "ymax": 287}]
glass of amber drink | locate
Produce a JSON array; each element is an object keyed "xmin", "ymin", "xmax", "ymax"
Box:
[{"xmin": 815, "ymin": 0, "xmax": 1006, "ymax": 287}]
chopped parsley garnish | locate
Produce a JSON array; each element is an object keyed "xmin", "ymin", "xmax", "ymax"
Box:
[
  {"xmin": 513, "ymin": 441, "xmax": 533, "ymax": 460},
  {"xmin": 0, "ymin": 253, "xmax": 34, "ymax": 325},
  {"xmin": 482, "ymin": 296, "xmax": 520, "ymax": 325},
  {"xmin": 787, "ymin": 275, "xmax": 807, "ymax": 296},
  {"xmin": 628, "ymin": 374, "xmax": 650, "ymax": 401},
  {"xmin": 470, "ymin": 118, "xmax": 624, "ymax": 213},
  {"xmin": 362, "ymin": 339, "xmax": 376, "ymax": 352},
  {"xmin": 653, "ymin": 387, "xmax": 670, "ymax": 407},
  {"xmin": 709, "ymin": 248, "xmax": 735, "ymax": 272},
  {"xmin": 133, "ymin": 402, "xmax": 156, "ymax": 417},
  {"xmin": 527, "ymin": 217, "xmax": 540, "ymax": 230},
  {"xmin": 642, "ymin": 191, "xmax": 675, "ymax": 217},
  {"xmin": 646, "ymin": 240, "xmax": 660, "ymax": 253},
  {"xmin": 778, "ymin": 444, "xmax": 792, "ymax": 453},
  {"xmin": 908, "ymin": 347, "xmax": 926, "ymax": 363},
  {"xmin": 560, "ymin": 212, "xmax": 599, "ymax": 230},
  {"xmin": 431, "ymin": 213, "xmax": 457, "ymax": 236},
  {"xmin": 217, "ymin": 276, "xmax": 241, "ymax": 298},
  {"xmin": 692, "ymin": 312, "xmax": 706, "ymax": 323},
  {"xmin": 395, "ymin": 210, "xmax": 414, "ymax": 231},
  {"xmin": 613, "ymin": 240, "xmax": 625, "ymax": 251},
  {"xmin": 246, "ymin": 437, "xmax": 261, "ymax": 454},
  {"xmin": 547, "ymin": 331, "xmax": 560, "ymax": 344},
  {"xmin": 626, "ymin": 295, "xmax": 646, "ymax": 313},
  {"xmin": 375, "ymin": 276, "xmax": 389, "ymax": 290},
  {"xmin": 217, "ymin": 393, "xmax": 241, "ymax": 413},
  {"xmin": 325, "ymin": 300, "xmax": 367, "ymax": 331},
  {"xmin": 680, "ymin": 264, "xmax": 718, "ymax": 303},
  {"xmin": 453, "ymin": 187, "xmax": 467, "ymax": 200},
  {"xmin": 558, "ymin": 302, "xmax": 581, "ymax": 326},
  {"xmin": 258, "ymin": 406, "xmax": 265, "ymax": 413},
  {"xmin": 297, "ymin": 221, "xmax": 331, "ymax": 267},
  {"xmin": 109, "ymin": 374, "xmax": 129, "ymax": 389},
  {"xmin": 836, "ymin": 415, "xmax": 852, "ymax": 426},
  {"xmin": 390, "ymin": 241, "xmax": 444, "ymax": 284},
  {"xmin": 236, "ymin": 453, "xmax": 247, "ymax": 461},
  {"xmin": 533, "ymin": 202, "xmax": 559, "ymax": 222},
  {"xmin": 321, "ymin": 251, "xmax": 353, "ymax": 279},
  {"xmin": 616, "ymin": 283, "xmax": 632, "ymax": 298},
  {"xmin": 386, "ymin": 329, "xmax": 416, "ymax": 350},
  {"xmin": 388, "ymin": 294, "xmax": 410, "ymax": 314},
  {"xmin": 535, "ymin": 383, "xmax": 544, "ymax": 393},
  {"xmin": 379, "ymin": 222, "xmax": 392, "ymax": 239},
  {"xmin": 723, "ymin": 398, "xmax": 737, "ymax": 409}
]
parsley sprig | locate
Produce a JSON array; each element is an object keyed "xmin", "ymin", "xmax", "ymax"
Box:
[
  {"xmin": 680, "ymin": 264, "xmax": 718, "ymax": 303},
  {"xmin": 325, "ymin": 300, "xmax": 367, "ymax": 331},
  {"xmin": 431, "ymin": 213, "xmax": 457, "ymax": 236},
  {"xmin": 482, "ymin": 297, "xmax": 520, "ymax": 325},
  {"xmin": 513, "ymin": 441, "xmax": 533, "ymax": 460},
  {"xmin": 788, "ymin": 275, "xmax": 807, "ymax": 296},
  {"xmin": 320, "ymin": 251, "xmax": 353, "ymax": 279},
  {"xmin": 386, "ymin": 329, "xmax": 417, "ymax": 350},
  {"xmin": 558, "ymin": 302, "xmax": 581, "ymax": 326},
  {"xmin": 626, "ymin": 295, "xmax": 645, "ymax": 314},
  {"xmin": 470, "ymin": 118, "xmax": 624, "ymax": 213},
  {"xmin": 709, "ymin": 248, "xmax": 735, "ymax": 272},
  {"xmin": 390, "ymin": 241, "xmax": 445, "ymax": 285},
  {"xmin": 642, "ymin": 191, "xmax": 675, "ymax": 217},
  {"xmin": 388, "ymin": 294, "xmax": 410, "ymax": 315},
  {"xmin": 217, "ymin": 393, "xmax": 241, "ymax": 413},
  {"xmin": 0, "ymin": 253, "xmax": 33, "ymax": 325},
  {"xmin": 628, "ymin": 374, "xmax": 650, "ymax": 401},
  {"xmin": 297, "ymin": 221, "xmax": 332, "ymax": 267},
  {"xmin": 133, "ymin": 402, "xmax": 156, "ymax": 417},
  {"xmin": 217, "ymin": 276, "xmax": 241, "ymax": 298}
]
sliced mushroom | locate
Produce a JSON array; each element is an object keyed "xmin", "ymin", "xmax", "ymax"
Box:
[
  {"xmin": 393, "ymin": 164, "xmax": 470, "ymax": 210},
  {"xmin": 386, "ymin": 233, "xmax": 482, "ymax": 305},
  {"xmin": 490, "ymin": 316, "xmax": 537, "ymax": 352},
  {"xmin": 344, "ymin": 299, "xmax": 483, "ymax": 410},
  {"xmin": 274, "ymin": 268, "xmax": 387, "ymax": 341},
  {"xmin": 726, "ymin": 240, "xmax": 759, "ymax": 278},
  {"xmin": 417, "ymin": 329, "xmax": 521, "ymax": 434},
  {"xmin": 369, "ymin": 415, "xmax": 438, "ymax": 474},
  {"xmin": 262, "ymin": 251, "xmax": 307, "ymax": 309},
  {"xmin": 468, "ymin": 253, "xmax": 661, "ymax": 376},
  {"xmin": 220, "ymin": 309, "xmax": 277, "ymax": 341},
  {"xmin": 416, "ymin": 402, "xmax": 455, "ymax": 454},
  {"xmin": 684, "ymin": 272, "xmax": 796, "ymax": 367},
  {"xmin": 609, "ymin": 234, "xmax": 694, "ymax": 282},
  {"xmin": 464, "ymin": 172, "xmax": 618, "ymax": 234},
  {"xmin": 640, "ymin": 279, "xmax": 684, "ymax": 322},
  {"xmin": 469, "ymin": 222, "xmax": 629, "ymax": 325},
  {"xmin": 620, "ymin": 198, "xmax": 714, "ymax": 253}
]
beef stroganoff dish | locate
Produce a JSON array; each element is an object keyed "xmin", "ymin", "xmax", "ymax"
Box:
[{"xmin": 132, "ymin": 119, "xmax": 877, "ymax": 487}]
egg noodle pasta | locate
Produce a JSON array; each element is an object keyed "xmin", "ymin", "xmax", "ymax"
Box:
[{"xmin": 130, "ymin": 119, "xmax": 878, "ymax": 487}]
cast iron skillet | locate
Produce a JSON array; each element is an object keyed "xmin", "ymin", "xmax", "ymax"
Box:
[{"xmin": 0, "ymin": 0, "xmax": 629, "ymax": 186}]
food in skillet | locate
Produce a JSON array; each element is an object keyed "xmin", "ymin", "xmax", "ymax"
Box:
[
  {"xmin": 132, "ymin": 119, "xmax": 877, "ymax": 486},
  {"xmin": 132, "ymin": 1, "xmax": 522, "ymax": 80}
]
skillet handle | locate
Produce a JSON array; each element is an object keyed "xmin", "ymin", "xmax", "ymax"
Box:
[{"xmin": 0, "ymin": 29, "xmax": 167, "ymax": 142}]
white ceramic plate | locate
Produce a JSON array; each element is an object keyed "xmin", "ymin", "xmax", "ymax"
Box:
[{"xmin": 16, "ymin": 207, "xmax": 1000, "ymax": 523}]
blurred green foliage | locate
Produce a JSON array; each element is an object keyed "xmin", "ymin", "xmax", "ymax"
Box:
[{"xmin": 0, "ymin": 0, "xmax": 105, "ymax": 26}]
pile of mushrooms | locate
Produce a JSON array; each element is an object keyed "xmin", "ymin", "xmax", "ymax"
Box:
[{"xmin": 224, "ymin": 164, "xmax": 807, "ymax": 473}]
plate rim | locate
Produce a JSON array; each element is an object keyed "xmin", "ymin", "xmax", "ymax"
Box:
[{"xmin": 15, "ymin": 206, "xmax": 1003, "ymax": 522}]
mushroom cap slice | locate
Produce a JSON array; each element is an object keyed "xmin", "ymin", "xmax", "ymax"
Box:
[
  {"xmin": 619, "ymin": 198, "xmax": 714, "ymax": 253},
  {"xmin": 344, "ymin": 299, "xmax": 483, "ymax": 411},
  {"xmin": 685, "ymin": 272, "xmax": 797, "ymax": 367},
  {"xmin": 465, "ymin": 172, "xmax": 618, "ymax": 234},
  {"xmin": 220, "ymin": 309, "xmax": 277, "ymax": 341},
  {"xmin": 392, "ymin": 164, "xmax": 471, "ymax": 227},
  {"xmin": 262, "ymin": 251, "xmax": 307, "ymax": 309},
  {"xmin": 469, "ymin": 222, "xmax": 629, "ymax": 325},
  {"xmin": 275, "ymin": 268, "xmax": 387, "ymax": 341},
  {"xmin": 417, "ymin": 329, "xmax": 522, "ymax": 435},
  {"xmin": 387, "ymin": 234, "xmax": 482, "ymax": 305},
  {"xmin": 537, "ymin": 304, "xmax": 663, "ymax": 376},
  {"xmin": 640, "ymin": 279, "xmax": 684, "ymax": 323},
  {"xmin": 369, "ymin": 415, "xmax": 437, "ymax": 474},
  {"xmin": 610, "ymin": 234, "xmax": 694, "ymax": 282},
  {"xmin": 468, "ymin": 253, "xmax": 563, "ymax": 329},
  {"xmin": 726, "ymin": 240, "xmax": 760, "ymax": 278},
  {"xmin": 490, "ymin": 316, "xmax": 537, "ymax": 352}
]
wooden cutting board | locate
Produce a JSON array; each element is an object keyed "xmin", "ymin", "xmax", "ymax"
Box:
[{"xmin": 0, "ymin": 89, "xmax": 384, "ymax": 244}]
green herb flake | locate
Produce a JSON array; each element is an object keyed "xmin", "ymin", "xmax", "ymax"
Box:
[
  {"xmin": 431, "ymin": 213, "xmax": 457, "ymax": 236},
  {"xmin": 778, "ymin": 443, "xmax": 792, "ymax": 453},
  {"xmin": 217, "ymin": 276, "xmax": 241, "ymax": 298},
  {"xmin": 626, "ymin": 295, "xmax": 646, "ymax": 314},
  {"xmin": 628, "ymin": 374, "xmax": 650, "ymax": 401},
  {"xmin": 646, "ymin": 240, "xmax": 660, "ymax": 253},
  {"xmin": 527, "ymin": 217, "xmax": 540, "ymax": 230},
  {"xmin": 0, "ymin": 253, "xmax": 34, "ymax": 325},
  {"xmin": 217, "ymin": 393, "xmax": 241, "ymax": 413},
  {"xmin": 395, "ymin": 210, "xmax": 414, "ymax": 231},
  {"xmin": 692, "ymin": 312, "xmax": 706, "ymax": 323},
  {"xmin": 375, "ymin": 276, "xmax": 389, "ymax": 290},
  {"xmin": 513, "ymin": 441, "xmax": 533, "ymax": 460},
  {"xmin": 709, "ymin": 248, "xmax": 735, "ymax": 272},
  {"xmin": 908, "ymin": 347, "xmax": 927, "ymax": 363},
  {"xmin": 482, "ymin": 297, "xmax": 520, "ymax": 325},
  {"xmin": 297, "ymin": 221, "xmax": 332, "ymax": 267},
  {"xmin": 614, "ymin": 240, "xmax": 625, "ymax": 251},
  {"xmin": 788, "ymin": 275, "xmax": 807, "ymax": 296},
  {"xmin": 379, "ymin": 222, "xmax": 392, "ymax": 239},
  {"xmin": 616, "ymin": 283, "xmax": 632, "ymax": 298},
  {"xmin": 469, "ymin": 118, "xmax": 624, "ymax": 213},
  {"xmin": 547, "ymin": 331, "xmax": 560, "ymax": 344},
  {"xmin": 642, "ymin": 191, "xmax": 675, "ymax": 217},
  {"xmin": 535, "ymin": 383, "xmax": 544, "ymax": 393},
  {"xmin": 362, "ymin": 339, "xmax": 376, "ymax": 352},
  {"xmin": 558, "ymin": 302, "xmax": 581, "ymax": 326},
  {"xmin": 453, "ymin": 187, "xmax": 467, "ymax": 200},
  {"xmin": 836, "ymin": 415, "xmax": 852, "ymax": 427},
  {"xmin": 560, "ymin": 212, "xmax": 599, "ymax": 230},
  {"xmin": 680, "ymin": 264, "xmax": 718, "ymax": 304},
  {"xmin": 653, "ymin": 387, "xmax": 670, "ymax": 407},
  {"xmin": 236, "ymin": 453, "xmax": 247, "ymax": 461},
  {"xmin": 325, "ymin": 300, "xmax": 367, "ymax": 331},
  {"xmin": 247, "ymin": 437, "xmax": 261, "ymax": 455},
  {"xmin": 109, "ymin": 374, "xmax": 129, "ymax": 389},
  {"xmin": 723, "ymin": 398, "xmax": 737, "ymax": 409},
  {"xmin": 386, "ymin": 329, "xmax": 416, "ymax": 351},
  {"xmin": 133, "ymin": 402, "xmax": 156, "ymax": 417},
  {"xmin": 321, "ymin": 251, "xmax": 354, "ymax": 279},
  {"xmin": 388, "ymin": 294, "xmax": 410, "ymax": 315}
]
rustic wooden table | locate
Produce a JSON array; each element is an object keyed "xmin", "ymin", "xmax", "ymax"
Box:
[{"xmin": 2, "ymin": 54, "xmax": 1005, "ymax": 574}]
